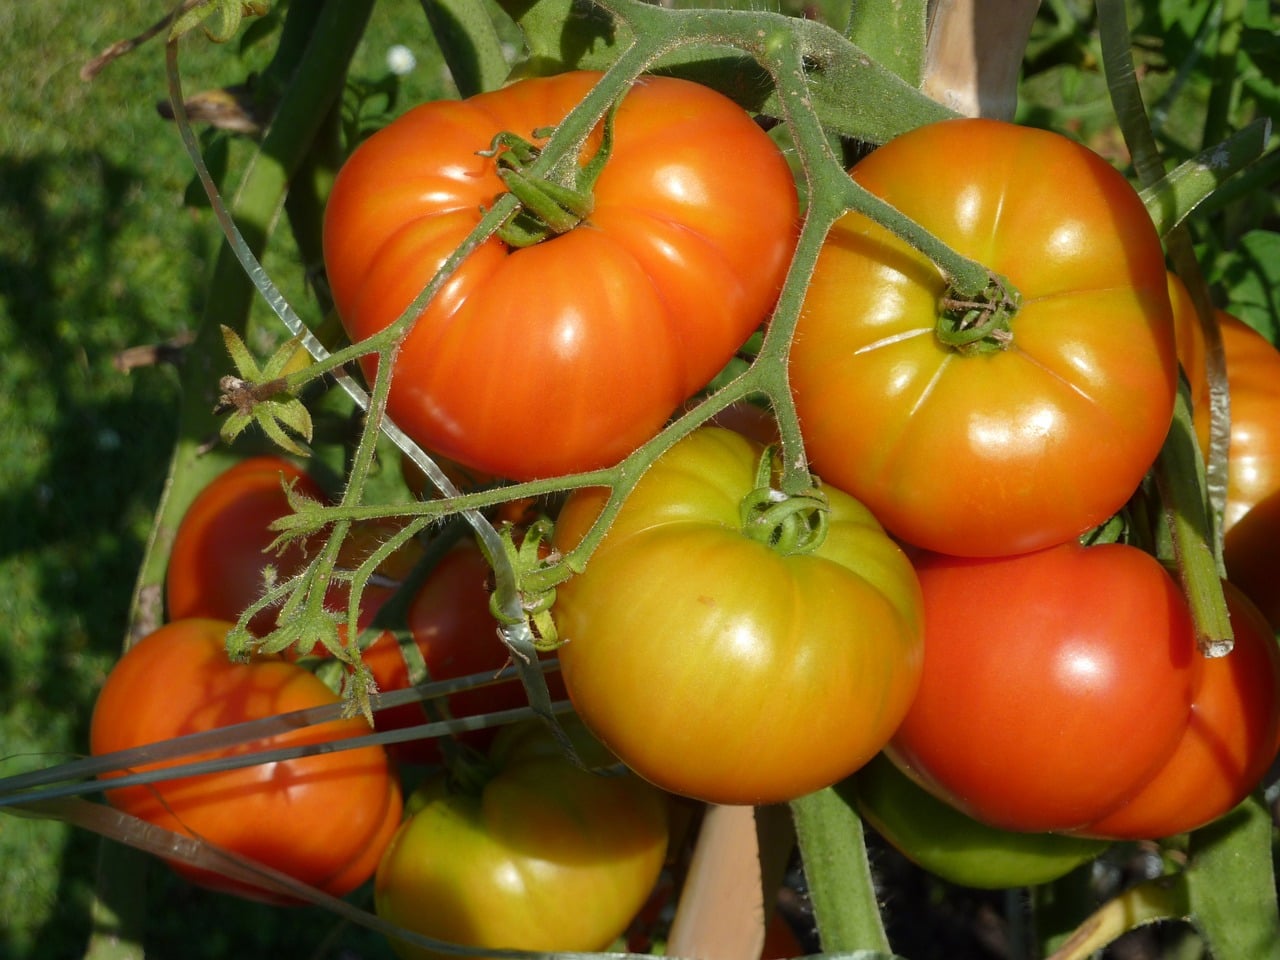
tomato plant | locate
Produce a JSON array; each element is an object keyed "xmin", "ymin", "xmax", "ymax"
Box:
[
  {"xmin": 888, "ymin": 542, "xmax": 1200, "ymax": 833},
  {"xmin": 1072, "ymin": 583, "xmax": 1280, "ymax": 840},
  {"xmin": 322, "ymin": 70, "xmax": 799, "ymax": 481},
  {"xmin": 853, "ymin": 753, "xmax": 1108, "ymax": 890},
  {"xmin": 347, "ymin": 539, "xmax": 566, "ymax": 764},
  {"xmin": 165, "ymin": 456, "xmax": 329, "ymax": 636},
  {"xmin": 89, "ymin": 618, "xmax": 403, "ymax": 904},
  {"xmin": 790, "ymin": 118, "xmax": 1177, "ymax": 557},
  {"xmin": 374, "ymin": 719, "xmax": 669, "ymax": 960},
  {"xmin": 551, "ymin": 427, "xmax": 924, "ymax": 805}
]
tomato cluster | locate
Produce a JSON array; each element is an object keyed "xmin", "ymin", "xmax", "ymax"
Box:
[{"xmin": 93, "ymin": 59, "xmax": 1280, "ymax": 960}]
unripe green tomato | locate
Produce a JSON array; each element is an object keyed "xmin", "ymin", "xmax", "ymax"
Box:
[{"xmin": 853, "ymin": 754, "xmax": 1108, "ymax": 889}]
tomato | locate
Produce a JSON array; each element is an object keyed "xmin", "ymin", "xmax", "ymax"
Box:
[
  {"xmin": 166, "ymin": 456, "xmax": 329, "ymax": 636},
  {"xmin": 374, "ymin": 720, "xmax": 669, "ymax": 960},
  {"xmin": 790, "ymin": 118, "xmax": 1176, "ymax": 557},
  {"xmin": 323, "ymin": 71, "xmax": 798, "ymax": 481},
  {"xmin": 1223, "ymin": 488, "xmax": 1280, "ymax": 629},
  {"xmin": 888, "ymin": 542, "xmax": 1200, "ymax": 833},
  {"xmin": 551, "ymin": 426, "xmax": 924, "ymax": 805},
  {"xmin": 1073, "ymin": 583, "xmax": 1280, "ymax": 840},
  {"xmin": 1172, "ymin": 281, "xmax": 1280, "ymax": 532},
  {"xmin": 853, "ymin": 753, "xmax": 1108, "ymax": 889},
  {"xmin": 89, "ymin": 618, "xmax": 402, "ymax": 903},
  {"xmin": 352, "ymin": 540, "xmax": 567, "ymax": 765}
]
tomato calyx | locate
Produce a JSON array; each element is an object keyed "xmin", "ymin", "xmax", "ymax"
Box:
[
  {"xmin": 487, "ymin": 519, "xmax": 563, "ymax": 651},
  {"xmin": 486, "ymin": 103, "xmax": 618, "ymax": 249},
  {"xmin": 739, "ymin": 447, "xmax": 830, "ymax": 555},
  {"xmin": 936, "ymin": 270, "xmax": 1021, "ymax": 355}
]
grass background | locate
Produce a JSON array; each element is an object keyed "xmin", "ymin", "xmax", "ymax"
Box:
[{"xmin": 0, "ymin": 3, "xmax": 449, "ymax": 957}]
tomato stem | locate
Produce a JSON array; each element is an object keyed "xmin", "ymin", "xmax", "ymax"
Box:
[
  {"xmin": 739, "ymin": 448, "xmax": 830, "ymax": 555},
  {"xmin": 490, "ymin": 101, "xmax": 619, "ymax": 248},
  {"xmin": 936, "ymin": 272, "xmax": 1020, "ymax": 353}
]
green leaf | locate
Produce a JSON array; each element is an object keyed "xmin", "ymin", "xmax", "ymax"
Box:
[
  {"xmin": 219, "ymin": 409, "xmax": 255, "ymax": 445},
  {"xmin": 1186, "ymin": 794, "xmax": 1280, "ymax": 960},
  {"xmin": 1212, "ymin": 228, "xmax": 1280, "ymax": 341},
  {"xmin": 170, "ymin": 0, "xmax": 270, "ymax": 44},
  {"xmin": 845, "ymin": 0, "xmax": 927, "ymax": 87},
  {"xmin": 220, "ymin": 324, "xmax": 263, "ymax": 379},
  {"xmin": 420, "ymin": 0, "xmax": 511, "ymax": 96},
  {"xmin": 1139, "ymin": 119, "xmax": 1274, "ymax": 236},
  {"xmin": 496, "ymin": 0, "xmax": 624, "ymax": 77}
]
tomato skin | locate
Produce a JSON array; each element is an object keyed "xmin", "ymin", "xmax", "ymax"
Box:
[
  {"xmin": 166, "ymin": 456, "xmax": 328, "ymax": 636},
  {"xmin": 888, "ymin": 542, "xmax": 1199, "ymax": 833},
  {"xmin": 89, "ymin": 619, "xmax": 402, "ymax": 903},
  {"xmin": 323, "ymin": 71, "xmax": 798, "ymax": 481},
  {"xmin": 791, "ymin": 118, "xmax": 1176, "ymax": 557},
  {"xmin": 374, "ymin": 721, "xmax": 669, "ymax": 960},
  {"xmin": 853, "ymin": 753, "xmax": 1108, "ymax": 889},
  {"xmin": 1073, "ymin": 584, "xmax": 1280, "ymax": 840},
  {"xmin": 1223, "ymin": 489, "xmax": 1280, "ymax": 629},
  {"xmin": 1173, "ymin": 291, "xmax": 1280, "ymax": 532},
  {"xmin": 552, "ymin": 427, "xmax": 924, "ymax": 806}
]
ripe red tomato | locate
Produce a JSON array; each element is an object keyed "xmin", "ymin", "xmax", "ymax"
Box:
[
  {"xmin": 551, "ymin": 427, "xmax": 924, "ymax": 805},
  {"xmin": 351, "ymin": 540, "xmax": 567, "ymax": 765},
  {"xmin": 89, "ymin": 618, "xmax": 402, "ymax": 903},
  {"xmin": 323, "ymin": 71, "xmax": 798, "ymax": 481},
  {"xmin": 791, "ymin": 118, "xmax": 1176, "ymax": 557},
  {"xmin": 888, "ymin": 542, "xmax": 1200, "ymax": 833},
  {"xmin": 1223, "ymin": 489, "xmax": 1280, "ymax": 630},
  {"xmin": 166, "ymin": 456, "xmax": 328, "ymax": 635},
  {"xmin": 374, "ymin": 720, "xmax": 669, "ymax": 960},
  {"xmin": 1073, "ymin": 583, "xmax": 1280, "ymax": 840},
  {"xmin": 853, "ymin": 753, "xmax": 1108, "ymax": 889}
]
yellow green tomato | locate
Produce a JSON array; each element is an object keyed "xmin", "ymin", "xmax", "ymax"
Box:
[
  {"xmin": 853, "ymin": 754, "xmax": 1108, "ymax": 889},
  {"xmin": 374, "ymin": 720, "xmax": 670, "ymax": 960}
]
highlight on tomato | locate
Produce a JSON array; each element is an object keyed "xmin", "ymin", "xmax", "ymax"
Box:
[
  {"xmin": 165, "ymin": 456, "xmax": 329, "ymax": 635},
  {"xmin": 323, "ymin": 70, "xmax": 798, "ymax": 481},
  {"xmin": 888, "ymin": 541, "xmax": 1200, "ymax": 833},
  {"xmin": 551, "ymin": 426, "xmax": 924, "ymax": 806},
  {"xmin": 89, "ymin": 618, "xmax": 403, "ymax": 904},
  {"xmin": 790, "ymin": 117, "xmax": 1177, "ymax": 557},
  {"xmin": 374, "ymin": 719, "xmax": 669, "ymax": 960},
  {"xmin": 853, "ymin": 753, "xmax": 1109, "ymax": 890}
]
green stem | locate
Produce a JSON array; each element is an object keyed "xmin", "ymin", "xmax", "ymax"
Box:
[
  {"xmin": 1097, "ymin": 0, "xmax": 1233, "ymax": 654},
  {"xmin": 790, "ymin": 784, "xmax": 892, "ymax": 954},
  {"xmin": 1045, "ymin": 877, "xmax": 1188, "ymax": 960}
]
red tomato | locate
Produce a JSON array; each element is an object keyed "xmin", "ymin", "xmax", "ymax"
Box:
[
  {"xmin": 888, "ymin": 542, "xmax": 1200, "ymax": 832},
  {"xmin": 1223, "ymin": 488, "xmax": 1280, "ymax": 629},
  {"xmin": 352, "ymin": 540, "xmax": 567, "ymax": 765},
  {"xmin": 1074, "ymin": 583, "xmax": 1280, "ymax": 839},
  {"xmin": 323, "ymin": 71, "xmax": 798, "ymax": 481},
  {"xmin": 89, "ymin": 619, "xmax": 402, "ymax": 903},
  {"xmin": 552, "ymin": 427, "xmax": 924, "ymax": 805},
  {"xmin": 791, "ymin": 118, "xmax": 1176, "ymax": 557},
  {"xmin": 165, "ymin": 456, "xmax": 328, "ymax": 635},
  {"xmin": 374, "ymin": 720, "xmax": 669, "ymax": 960}
]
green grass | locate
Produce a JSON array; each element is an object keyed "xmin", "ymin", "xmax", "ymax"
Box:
[{"xmin": 0, "ymin": 3, "xmax": 448, "ymax": 957}]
